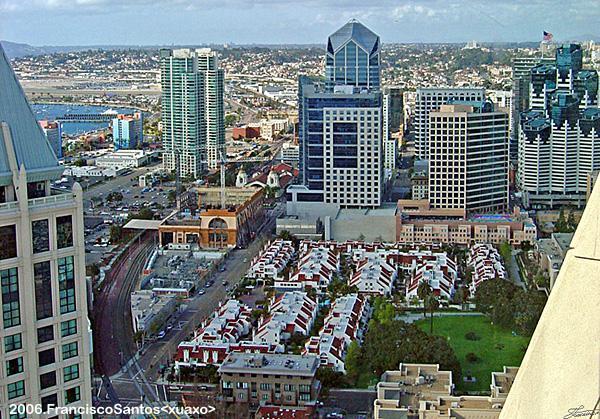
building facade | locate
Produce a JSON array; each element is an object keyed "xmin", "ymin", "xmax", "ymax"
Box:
[
  {"xmin": 0, "ymin": 46, "xmax": 92, "ymax": 416},
  {"xmin": 112, "ymin": 111, "xmax": 143, "ymax": 150},
  {"xmin": 160, "ymin": 48, "xmax": 225, "ymax": 177},
  {"xmin": 414, "ymin": 87, "xmax": 486, "ymax": 159},
  {"xmin": 289, "ymin": 20, "xmax": 384, "ymax": 210},
  {"xmin": 219, "ymin": 353, "xmax": 320, "ymax": 409},
  {"xmin": 38, "ymin": 120, "xmax": 62, "ymax": 159},
  {"xmin": 429, "ymin": 103, "xmax": 509, "ymax": 214},
  {"xmin": 325, "ymin": 19, "xmax": 380, "ymax": 91}
]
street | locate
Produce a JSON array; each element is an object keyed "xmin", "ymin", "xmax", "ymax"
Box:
[{"xmin": 93, "ymin": 205, "xmax": 280, "ymax": 409}]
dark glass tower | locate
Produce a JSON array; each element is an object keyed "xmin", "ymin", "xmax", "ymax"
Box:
[{"xmin": 325, "ymin": 19, "xmax": 381, "ymax": 91}]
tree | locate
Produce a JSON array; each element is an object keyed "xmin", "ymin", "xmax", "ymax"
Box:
[
  {"xmin": 130, "ymin": 207, "xmax": 155, "ymax": 220},
  {"xmin": 106, "ymin": 191, "xmax": 123, "ymax": 203},
  {"xmin": 555, "ymin": 208, "xmax": 568, "ymax": 232},
  {"xmin": 278, "ymin": 230, "xmax": 292, "ymax": 241},
  {"xmin": 361, "ymin": 320, "xmax": 461, "ymax": 380},
  {"xmin": 316, "ymin": 367, "xmax": 348, "ymax": 390},
  {"xmin": 417, "ymin": 282, "xmax": 432, "ymax": 318},
  {"xmin": 109, "ymin": 224, "xmax": 123, "ymax": 244},
  {"xmin": 345, "ymin": 341, "xmax": 361, "ymax": 381},
  {"xmin": 566, "ymin": 211, "xmax": 577, "ymax": 232},
  {"xmin": 167, "ymin": 190, "xmax": 177, "ymax": 205},
  {"xmin": 425, "ymin": 293, "xmax": 440, "ymax": 334}
]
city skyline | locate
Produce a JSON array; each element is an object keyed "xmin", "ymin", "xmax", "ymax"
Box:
[{"xmin": 0, "ymin": 0, "xmax": 599, "ymax": 46}]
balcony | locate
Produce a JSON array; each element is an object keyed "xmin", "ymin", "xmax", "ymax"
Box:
[
  {"xmin": 0, "ymin": 192, "xmax": 75, "ymax": 215},
  {"xmin": 29, "ymin": 192, "xmax": 75, "ymax": 210}
]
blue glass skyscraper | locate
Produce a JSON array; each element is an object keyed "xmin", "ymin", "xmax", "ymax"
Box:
[{"xmin": 289, "ymin": 20, "xmax": 384, "ymax": 210}]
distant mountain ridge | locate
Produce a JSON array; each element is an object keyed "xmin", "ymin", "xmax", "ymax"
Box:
[{"xmin": 2, "ymin": 35, "xmax": 599, "ymax": 59}]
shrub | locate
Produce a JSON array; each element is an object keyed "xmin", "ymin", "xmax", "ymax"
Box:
[
  {"xmin": 466, "ymin": 352, "xmax": 479, "ymax": 363},
  {"xmin": 464, "ymin": 331, "xmax": 481, "ymax": 341}
]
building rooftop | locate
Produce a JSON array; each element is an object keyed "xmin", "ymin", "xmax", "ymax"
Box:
[
  {"xmin": 218, "ymin": 353, "xmax": 319, "ymax": 377},
  {"xmin": 0, "ymin": 44, "xmax": 63, "ymax": 186},
  {"xmin": 327, "ymin": 19, "xmax": 379, "ymax": 54}
]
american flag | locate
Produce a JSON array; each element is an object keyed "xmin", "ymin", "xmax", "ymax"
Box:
[{"xmin": 543, "ymin": 31, "xmax": 554, "ymax": 42}]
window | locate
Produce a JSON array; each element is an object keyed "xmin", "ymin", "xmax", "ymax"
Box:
[
  {"xmin": 40, "ymin": 371, "xmax": 57, "ymax": 389},
  {"xmin": 41, "ymin": 394, "xmax": 58, "ymax": 412},
  {"xmin": 1, "ymin": 267, "xmax": 20, "ymax": 328},
  {"xmin": 4, "ymin": 333, "xmax": 22, "ymax": 352},
  {"xmin": 8, "ymin": 380, "xmax": 25, "ymax": 399},
  {"xmin": 34, "ymin": 261, "xmax": 53, "ymax": 320},
  {"xmin": 38, "ymin": 325, "xmax": 54, "ymax": 344},
  {"xmin": 63, "ymin": 364, "xmax": 79, "ymax": 382},
  {"xmin": 64, "ymin": 386, "xmax": 80, "ymax": 404},
  {"xmin": 62, "ymin": 342, "xmax": 78, "ymax": 360},
  {"xmin": 0, "ymin": 225, "xmax": 17, "ymax": 260},
  {"xmin": 6, "ymin": 357, "xmax": 23, "ymax": 375},
  {"xmin": 39, "ymin": 348, "xmax": 56, "ymax": 366},
  {"xmin": 299, "ymin": 384, "xmax": 311, "ymax": 393},
  {"xmin": 259, "ymin": 383, "xmax": 271, "ymax": 391},
  {"xmin": 32, "ymin": 219, "xmax": 50, "ymax": 253},
  {"xmin": 56, "ymin": 216, "xmax": 73, "ymax": 249},
  {"xmin": 300, "ymin": 393, "xmax": 311, "ymax": 401},
  {"xmin": 61, "ymin": 319, "xmax": 77, "ymax": 337},
  {"xmin": 58, "ymin": 256, "xmax": 76, "ymax": 314}
]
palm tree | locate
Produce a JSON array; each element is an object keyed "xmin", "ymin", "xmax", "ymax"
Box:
[
  {"xmin": 417, "ymin": 282, "xmax": 432, "ymax": 318},
  {"xmin": 425, "ymin": 294, "xmax": 440, "ymax": 334}
]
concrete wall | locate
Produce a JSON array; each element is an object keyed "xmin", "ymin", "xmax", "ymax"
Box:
[{"xmin": 331, "ymin": 214, "xmax": 396, "ymax": 242}]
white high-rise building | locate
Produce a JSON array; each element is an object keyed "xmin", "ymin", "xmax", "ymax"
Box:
[
  {"xmin": 0, "ymin": 46, "xmax": 92, "ymax": 417},
  {"xmin": 414, "ymin": 87, "xmax": 486, "ymax": 159},
  {"xmin": 518, "ymin": 44, "xmax": 600, "ymax": 208},
  {"xmin": 429, "ymin": 103, "xmax": 509, "ymax": 214}
]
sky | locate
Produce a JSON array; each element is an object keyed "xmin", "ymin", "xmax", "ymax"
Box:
[{"xmin": 0, "ymin": 0, "xmax": 598, "ymax": 46}]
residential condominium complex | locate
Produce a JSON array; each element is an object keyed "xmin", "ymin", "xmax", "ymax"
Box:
[
  {"xmin": 414, "ymin": 87, "xmax": 486, "ymax": 159},
  {"xmin": 518, "ymin": 43, "xmax": 600, "ymax": 208},
  {"xmin": 429, "ymin": 102, "xmax": 509, "ymax": 214},
  {"xmin": 373, "ymin": 363, "xmax": 517, "ymax": 418},
  {"xmin": 112, "ymin": 111, "xmax": 143, "ymax": 150},
  {"xmin": 290, "ymin": 20, "xmax": 383, "ymax": 211},
  {"xmin": 160, "ymin": 48, "xmax": 225, "ymax": 177},
  {"xmin": 0, "ymin": 46, "xmax": 92, "ymax": 416}
]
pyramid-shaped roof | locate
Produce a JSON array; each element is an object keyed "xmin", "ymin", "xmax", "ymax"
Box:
[
  {"xmin": 327, "ymin": 19, "xmax": 380, "ymax": 55},
  {"xmin": 0, "ymin": 44, "xmax": 62, "ymax": 186}
]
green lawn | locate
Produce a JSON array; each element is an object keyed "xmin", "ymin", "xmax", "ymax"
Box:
[{"xmin": 415, "ymin": 315, "xmax": 530, "ymax": 393}]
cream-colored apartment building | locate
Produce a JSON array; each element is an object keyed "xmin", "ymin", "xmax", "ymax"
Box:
[{"xmin": 0, "ymin": 46, "xmax": 92, "ymax": 417}]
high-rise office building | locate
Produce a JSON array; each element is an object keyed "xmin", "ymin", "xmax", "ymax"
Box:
[
  {"xmin": 289, "ymin": 20, "xmax": 383, "ymax": 210},
  {"xmin": 414, "ymin": 87, "xmax": 486, "ymax": 159},
  {"xmin": 518, "ymin": 44, "xmax": 600, "ymax": 208},
  {"xmin": 160, "ymin": 48, "xmax": 225, "ymax": 176},
  {"xmin": 38, "ymin": 120, "xmax": 62, "ymax": 159},
  {"xmin": 112, "ymin": 111, "xmax": 143, "ymax": 150},
  {"xmin": 325, "ymin": 19, "xmax": 380, "ymax": 91},
  {"xmin": 429, "ymin": 102, "xmax": 509, "ymax": 214},
  {"xmin": 383, "ymin": 87, "xmax": 403, "ymax": 170},
  {"xmin": 0, "ymin": 46, "xmax": 92, "ymax": 416}
]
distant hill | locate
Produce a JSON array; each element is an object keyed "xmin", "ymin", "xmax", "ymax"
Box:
[
  {"xmin": 0, "ymin": 41, "xmax": 86, "ymax": 58},
  {"xmin": 565, "ymin": 34, "xmax": 600, "ymax": 43}
]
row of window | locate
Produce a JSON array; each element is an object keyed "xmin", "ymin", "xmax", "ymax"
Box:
[
  {"xmin": 0, "ymin": 216, "xmax": 73, "ymax": 261},
  {"xmin": 1, "ymin": 256, "xmax": 76, "ymax": 329},
  {"xmin": 7, "ymin": 381, "xmax": 80, "ymax": 405}
]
